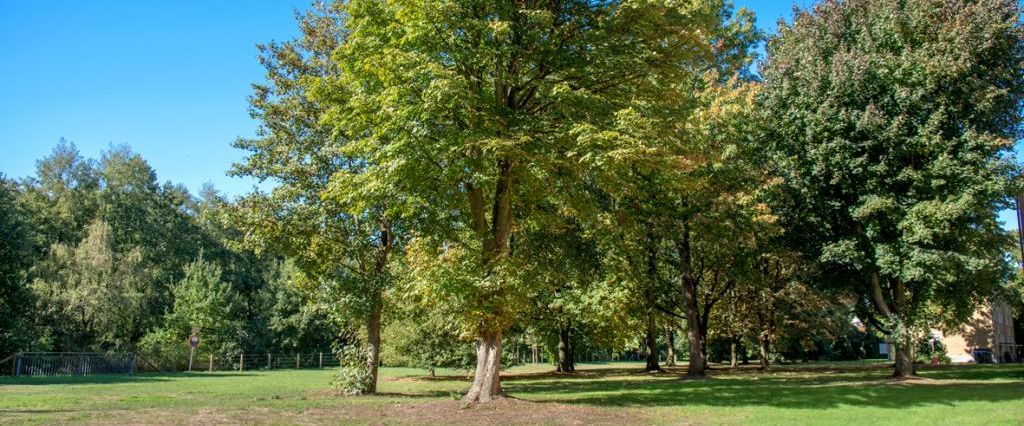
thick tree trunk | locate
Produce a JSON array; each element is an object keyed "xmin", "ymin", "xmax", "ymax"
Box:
[
  {"xmin": 730, "ymin": 336, "xmax": 738, "ymax": 368},
  {"xmin": 463, "ymin": 158, "xmax": 513, "ymax": 403},
  {"xmin": 759, "ymin": 334, "xmax": 770, "ymax": 370},
  {"xmin": 867, "ymin": 270, "xmax": 917, "ymax": 378},
  {"xmin": 644, "ymin": 314, "xmax": 661, "ymax": 371},
  {"xmin": 557, "ymin": 321, "xmax": 575, "ymax": 373},
  {"xmin": 665, "ymin": 326, "xmax": 676, "ymax": 367},
  {"xmin": 464, "ymin": 330, "xmax": 503, "ymax": 403},
  {"xmin": 643, "ymin": 230, "xmax": 661, "ymax": 373},
  {"xmin": 365, "ymin": 304, "xmax": 383, "ymax": 394},
  {"xmin": 678, "ymin": 224, "xmax": 706, "ymax": 378},
  {"xmin": 893, "ymin": 335, "xmax": 915, "ymax": 378},
  {"xmin": 684, "ymin": 317, "xmax": 705, "ymax": 377}
]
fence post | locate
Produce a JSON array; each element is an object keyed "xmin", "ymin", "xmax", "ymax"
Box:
[
  {"xmin": 267, "ymin": 353, "xmax": 271, "ymax": 369},
  {"xmin": 296, "ymin": 354, "xmax": 300, "ymax": 369},
  {"xmin": 208, "ymin": 355, "xmax": 213, "ymax": 373},
  {"xmin": 319, "ymin": 352, "xmax": 323, "ymax": 369},
  {"xmin": 240, "ymin": 354, "xmax": 244, "ymax": 372}
]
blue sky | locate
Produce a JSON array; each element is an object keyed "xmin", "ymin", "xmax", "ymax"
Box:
[{"xmin": 0, "ymin": 0, "xmax": 1014, "ymax": 226}]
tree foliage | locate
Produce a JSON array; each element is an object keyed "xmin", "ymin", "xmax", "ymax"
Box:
[
  {"xmin": 0, "ymin": 176, "xmax": 34, "ymax": 355},
  {"xmin": 759, "ymin": 0, "xmax": 1024, "ymax": 376},
  {"xmin": 31, "ymin": 220, "xmax": 153, "ymax": 351}
]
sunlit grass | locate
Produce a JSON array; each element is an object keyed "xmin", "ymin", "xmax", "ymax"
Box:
[{"xmin": 0, "ymin": 362, "xmax": 1021, "ymax": 425}]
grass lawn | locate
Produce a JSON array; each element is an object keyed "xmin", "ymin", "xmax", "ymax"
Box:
[{"xmin": 1, "ymin": 361, "xmax": 1022, "ymax": 425}]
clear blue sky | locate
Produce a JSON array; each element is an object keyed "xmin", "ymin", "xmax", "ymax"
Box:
[{"xmin": 0, "ymin": 0, "xmax": 1014, "ymax": 226}]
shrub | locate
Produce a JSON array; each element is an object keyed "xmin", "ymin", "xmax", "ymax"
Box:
[{"xmin": 331, "ymin": 345, "xmax": 373, "ymax": 396}]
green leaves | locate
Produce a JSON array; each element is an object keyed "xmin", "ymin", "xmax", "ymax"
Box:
[
  {"xmin": 760, "ymin": 0, "xmax": 1024, "ymax": 332},
  {"xmin": 30, "ymin": 220, "xmax": 155, "ymax": 351}
]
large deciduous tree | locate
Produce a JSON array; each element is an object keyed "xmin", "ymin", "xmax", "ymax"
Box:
[
  {"xmin": 759, "ymin": 0, "xmax": 1024, "ymax": 377},
  {"xmin": 592, "ymin": 73, "xmax": 767, "ymax": 378},
  {"xmin": 232, "ymin": 3, "xmax": 396, "ymax": 394},
  {"xmin": 319, "ymin": 0, "xmax": 744, "ymax": 401}
]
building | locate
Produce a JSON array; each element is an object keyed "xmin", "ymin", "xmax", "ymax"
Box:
[{"xmin": 934, "ymin": 298, "xmax": 1019, "ymax": 363}]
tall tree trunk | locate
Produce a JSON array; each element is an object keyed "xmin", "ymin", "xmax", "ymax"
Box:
[
  {"xmin": 641, "ymin": 230, "xmax": 662, "ymax": 372},
  {"xmin": 463, "ymin": 159, "xmax": 513, "ymax": 402},
  {"xmin": 868, "ymin": 270, "xmax": 916, "ymax": 377},
  {"xmin": 644, "ymin": 314, "xmax": 661, "ymax": 371},
  {"xmin": 891, "ymin": 279, "xmax": 916, "ymax": 378},
  {"xmin": 464, "ymin": 329, "xmax": 503, "ymax": 402},
  {"xmin": 365, "ymin": 304, "xmax": 383, "ymax": 394},
  {"xmin": 759, "ymin": 333, "xmax": 770, "ymax": 370},
  {"xmin": 730, "ymin": 336, "xmax": 738, "ymax": 368},
  {"xmin": 557, "ymin": 321, "xmax": 575, "ymax": 373},
  {"xmin": 678, "ymin": 224, "xmax": 706, "ymax": 378},
  {"xmin": 893, "ymin": 334, "xmax": 915, "ymax": 377},
  {"xmin": 699, "ymin": 321, "xmax": 709, "ymax": 370},
  {"xmin": 683, "ymin": 313, "xmax": 705, "ymax": 377},
  {"xmin": 665, "ymin": 326, "xmax": 676, "ymax": 367}
]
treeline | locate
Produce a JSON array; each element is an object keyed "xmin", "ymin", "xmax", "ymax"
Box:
[{"xmin": 0, "ymin": 141, "xmax": 338, "ymax": 364}]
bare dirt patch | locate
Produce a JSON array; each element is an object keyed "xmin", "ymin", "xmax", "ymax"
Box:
[
  {"xmin": 389, "ymin": 398, "xmax": 645, "ymax": 425},
  {"xmin": 291, "ymin": 397, "xmax": 648, "ymax": 426},
  {"xmin": 58, "ymin": 396, "xmax": 648, "ymax": 425}
]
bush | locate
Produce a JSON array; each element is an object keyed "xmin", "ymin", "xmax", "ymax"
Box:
[
  {"xmin": 331, "ymin": 345, "xmax": 373, "ymax": 396},
  {"xmin": 915, "ymin": 336, "xmax": 951, "ymax": 365}
]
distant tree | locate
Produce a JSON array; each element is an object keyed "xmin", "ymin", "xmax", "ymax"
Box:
[
  {"xmin": 140, "ymin": 256, "xmax": 245, "ymax": 365},
  {"xmin": 262, "ymin": 261, "xmax": 338, "ymax": 353},
  {"xmin": 166, "ymin": 257, "xmax": 244, "ymax": 354},
  {"xmin": 98, "ymin": 146, "xmax": 204, "ymax": 289},
  {"xmin": 592, "ymin": 198, "xmax": 672, "ymax": 373},
  {"xmin": 31, "ymin": 220, "xmax": 153, "ymax": 351},
  {"xmin": 719, "ymin": 249, "xmax": 843, "ymax": 369},
  {"xmin": 515, "ymin": 219, "xmax": 629, "ymax": 374},
  {"xmin": 19, "ymin": 140, "xmax": 99, "ymax": 249},
  {"xmin": 0, "ymin": 176, "xmax": 34, "ymax": 355},
  {"xmin": 381, "ymin": 300, "xmax": 475, "ymax": 376},
  {"xmin": 759, "ymin": 0, "xmax": 1024, "ymax": 376}
]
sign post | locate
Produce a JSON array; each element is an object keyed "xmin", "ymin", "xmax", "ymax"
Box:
[{"xmin": 188, "ymin": 334, "xmax": 200, "ymax": 372}]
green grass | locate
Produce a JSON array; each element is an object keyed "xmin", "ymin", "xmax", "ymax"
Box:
[{"xmin": 1, "ymin": 362, "xmax": 1022, "ymax": 425}]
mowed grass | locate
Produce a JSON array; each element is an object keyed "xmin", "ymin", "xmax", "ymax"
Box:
[{"xmin": 1, "ymin": 361, "xmax": 1022, "ymax": 425}]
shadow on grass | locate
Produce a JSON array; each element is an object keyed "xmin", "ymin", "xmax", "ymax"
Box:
[
  {"xmin": 0, "ymin": 372, "xmax": 256, "ymax": 386},
  {"xmin": 917, "ymin": 365, "xmax": 1024, "ymax": 381},
  {"xmin": 501, "ymin": 365, "xmax": 1024, "ymax": 410}
]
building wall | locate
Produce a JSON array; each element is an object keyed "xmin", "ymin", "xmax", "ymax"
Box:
[
  {"xmin": 939, "ymin": 299, "xmax": 1016, "ymax": 363},
  {"xmin": 992, "ymin": 300, "xmax": 1016, "ymax": 362}
]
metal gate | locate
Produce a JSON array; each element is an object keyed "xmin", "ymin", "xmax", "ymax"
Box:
[{"xmin": 10, "ymin": 352, "xmax": 135, "ymax": 377}]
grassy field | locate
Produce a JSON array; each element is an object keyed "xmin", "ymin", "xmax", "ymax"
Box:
[{"xmin": 1, "ymin": 361, "xmax": 1022, "ymax": 425}]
